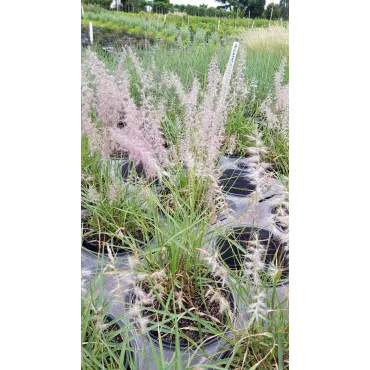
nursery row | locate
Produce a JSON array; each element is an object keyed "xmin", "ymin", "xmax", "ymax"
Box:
[
  {"xmin": 82, "ymin": 8, "xmax": 287, "ymax": 34},
  {"xmin": 81, "ymin": 8, "xmax": 288, "ymax": 48},
  {"xmin": 81, "ymin": 19, "xmax": 230, "ymax": 48},
  {"xmin": 81, "ymin": 34, "xmax": 289, "ymax": 369}
]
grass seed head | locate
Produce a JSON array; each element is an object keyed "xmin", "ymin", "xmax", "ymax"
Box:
[
  {"xmin": 87, "ymin": 187, "xmax": 101, "ymax": 203},
  {"xmin": 247, "ymin": 290, "xmax": 267, "ymax": 326}
]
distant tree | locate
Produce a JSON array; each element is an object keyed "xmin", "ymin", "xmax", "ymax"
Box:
[
  {"xmin": 185, "ymin": 5, "xmax": 198, "ymax": 16},
  {"xmin": 264, "ymin": 2, "xmax": 280, "ymax": 20},
  {"xmin": 279, "ymin": 0, "xmax": 289, "ymax": 20},
  {"xmin": 168, "ymin": 2, "xmax": 228, "ymax": 18},
  {"xmin": 215, "ymin": 0, "xmax": 266, "ymax": 18},
  {"xmin": 82, "ymin": 0, "xmax": 112, "ymax": 10},
  {"xmin": 152, "ymin": 1, "xmax": 170, "ymax": 14},
  {"xmin": 245, "ymin": 0, "xmax": 266, "ymax": 18},
  {"xmin": 121, "ymin": 0, "xmax": 146, "ymax": 12}
]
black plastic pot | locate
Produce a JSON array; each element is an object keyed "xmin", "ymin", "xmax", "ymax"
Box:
[
  {"xmin": 82, "ymin": 236, "xmax": 129, "ymax": 255},
  {"xmin": 122, "ymin": 160, "xmax": 146, "ymax": 180},
  {"xmin": 219, "ymin": 169, "xmax": 256, "ymax": 197},
  {"xmin": 82, "ymin": 228, "xmax": 152, "ymax": 256},
  {"xmin": 216, "ymin": 227, "xmax": 289, "ymax": 281},
  {"xmin": 81, "ymin": 214, "xmax": 152, "ymax": 256}
]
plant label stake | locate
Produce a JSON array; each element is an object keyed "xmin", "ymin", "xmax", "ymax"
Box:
[
  {"xmin": 221, "ymin": 41, "xmax": 239, "ymax": 93},
  {"xmin": 218, "ymin": 19, "xmax": 220, "ymax": 30},
  {"xmin": 227, "ymin": 41, "xmax": 239, "ymax": 73},
  {"xmin": 164, "ymin": 14, "xmax": 166, "ymax": 22},
  {"xmin": 89, "ymin": 22, "xmax": 93, "ymax": 45}
]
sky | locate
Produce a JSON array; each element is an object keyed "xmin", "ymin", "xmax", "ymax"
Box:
[{"xmin": 170, "ymin": 0, "xmax": 279, "ymax": 7}]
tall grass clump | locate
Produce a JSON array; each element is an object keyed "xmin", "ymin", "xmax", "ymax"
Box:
[
  {"xmin": 155, "ymin": 51, "xmax": 247, "ymax": 216},
  {"xmin": 260, "ymin": 56, "xmax": 289, "ymax": 175},
  {"xmin": 82, "ymin": 48, "xmax": 169, "ymax": 179},
  {"xmin": 239, "ymin": 25, "xmax": 289, "ymax": 53},
  {"xmin": 238, "ymin": 26, "xmax": 289, "ymax": 102},
  {"xmin": 111, "ymin": 196, "xmax": 235, "ymax": 348},
  {"xmin": 194, "ymin": 27, "xmax": 207, "ymax": 45},
  {"xmin": 81, "ymin": 179, "xmax": 155, "ymax": 255}
]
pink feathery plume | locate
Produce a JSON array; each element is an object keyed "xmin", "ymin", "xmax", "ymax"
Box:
[{"xmin": 109, "ymin": 127, "xmax": 160, "ymax": 180}]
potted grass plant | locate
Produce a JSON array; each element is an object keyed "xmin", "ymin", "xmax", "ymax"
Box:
[
  {"xmin": 81, "ymin": 166, "xmax": 155, "ymax": 267},
  {"xmin": 214, "ymin": 242, "xmax": 289, "ymax": 370},
  {"xmin": 220, "ymin": 54, "xmax": 287, "ymax": 179},
  {"xmin": 151, "ymin": 53, "xmax": 248, "ymax": 222},
  {"xmin": 81, "ymin": 199, "xmax": 153, "ymax": 256},
  {"xmin": 215, "ymin": 227, "xmax": 289, "ymax": 284},
  {"xmin": 111, "ymin": 201, "xmax": 237, "ymax": 367},
  {"xmin": 256, "ymin": 56, "xmax": 289, "ymax": 176},
  {"xmin": 213, "ymin": 225, "xmax": 289, "ymax": 329}
]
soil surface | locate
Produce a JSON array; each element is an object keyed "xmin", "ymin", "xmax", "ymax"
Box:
[
  {"xmin": 103, "ymin": 321, "xmax": 124, "ymax": 344},
  {"xmin": 139, "ymin": 279, "xmax": 234, "ymax": 346}
]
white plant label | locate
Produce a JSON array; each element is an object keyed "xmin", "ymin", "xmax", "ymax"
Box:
[
  {"xmin": 164, "ymin": 14, "xmax": 166, "ymax": 22},
  {"xmin": 222, "ymin": 41, "xmax": 240, "ymax": 90},
  {"xmin": 89, "ymin": 22, "xmax": 93, "ymax": 45},
  {"xmin": 227, "ymin": 41, "xmax": 239, "ymax": 72},
  {"xmin": 218, "ymin": 19, "xmax": 220, "ymax": 30}
]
